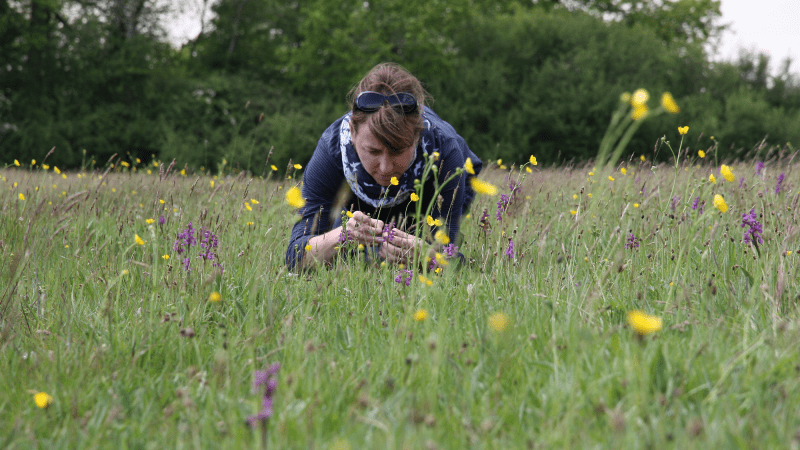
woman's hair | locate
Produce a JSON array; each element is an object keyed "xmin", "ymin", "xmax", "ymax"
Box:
[{"xmin": 348, "ymin": 63, "xmax": 429, "ymax": 154}]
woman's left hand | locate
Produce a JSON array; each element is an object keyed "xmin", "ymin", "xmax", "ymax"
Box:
[{"xmin": 379, "ymin": 229, "xmax": 425, "ymax": 265}]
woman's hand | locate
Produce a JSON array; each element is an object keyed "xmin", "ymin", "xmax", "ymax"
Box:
[
  {"xmin": 345, "ymin": 211, "xmax": 385, "ymax": 246},
  {"xmin": 379, "ymin": 229, "xmax": 425, "ymax": 265}
]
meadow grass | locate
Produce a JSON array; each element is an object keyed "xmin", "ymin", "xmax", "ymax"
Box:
[{"xmin": 1, "ymin": 151, "xmax": 799, "ymax": 449}]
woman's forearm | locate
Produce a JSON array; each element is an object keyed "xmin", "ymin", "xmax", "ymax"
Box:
[{"xmin": 297, "ymin": 227, "xmax": 344, "ymax": 269}]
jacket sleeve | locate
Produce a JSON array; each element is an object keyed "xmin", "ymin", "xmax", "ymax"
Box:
[{"xmin": 285, "ymin": 124, "xmax": 345, "ymax": 269}]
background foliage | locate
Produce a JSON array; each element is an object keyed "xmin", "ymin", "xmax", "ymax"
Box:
[{"xmin": 2, "ymin": 0, "xmax": 799, "ymax": 170}]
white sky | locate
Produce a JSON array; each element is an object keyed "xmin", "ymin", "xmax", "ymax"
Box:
[
  {"xmin": 164, "ymin": 0, "xmax": 800, "ymax": 73},
  {"xmin": 714, "ymin": 0, "xmax": 799, "ymax": 72}
]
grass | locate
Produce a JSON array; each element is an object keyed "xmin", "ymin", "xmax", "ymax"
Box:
[{"xmin": 1, "ymin": 149, "xmax": 799, "ymax": 449}]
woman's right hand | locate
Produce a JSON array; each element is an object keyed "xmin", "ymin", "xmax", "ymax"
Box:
[{"xmin": 345, "ymin": 211, "xmax": 385, "ymax": 246}]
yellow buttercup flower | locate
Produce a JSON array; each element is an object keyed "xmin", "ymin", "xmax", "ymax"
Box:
[
  {"xmin": 161, "ymin": 254, "xmax": 169, "ymax": 260},
  {"xmin": 631, "ymin": 88, "xmax": 649, "ymax": 107},
  {"xmin": 713, "ymin": 194, "xmax": 728, "ymax": 213},
  {"xmin": 418, "ymin": 275, "xmax": 433, "ymax": 286},
  {"xmin": 135, "ymin": 234, "xmax": 145, "ymax": 245},
  {"xmin": 496, "ymin": 158, "xmax": 502, "ymax": 166},
  {"xmin": 678, "ymin": 126, "xmax": 689, "ymax": 135},
  {"xmin": 627, "ymin": 310, "xmax": 662, "ymax": 335},
  {"xmin": 357, "ymin": 243, "xmax": 364, "ymax": 251},
  {"xmin": 608, "ymin": 176, "xmax": 615, "ymax": 181},
  {"xmin": 410, "ymin": 192, "xmax": 419, "ymax": 202},
  {"xmin": 245, "ymin": 202, "xmax": 252, "ymax": 211},
  {"xmin": 470, "ymin": 178, "xmax": 498, "ymax": 196},
  {"xmin": 304, "ymin": 244, "xmax": 312, "ymax": 252},
  {"xmin": 634, "ymin": 203, "xmax": 639, "ymax": 208},
  {"xmin": 346, "ymin": 211, "xmax": 354, "ymax": 218},
  {"xmin": 698, "ymin": 150, "xmax": 706, "ymax": 158},
  {"xmin": 208, "ymin": 292, "xmax": 222, "ymax": 302},
  {"xmin": 34, "ymin": 392, "xmax": 53, "ymax": 409},
  {"xmin": 620, "ymin": 168, "xmax": 627, "ymax": 175},
  {"xmin": 640, "ymin": 155, "xmax": 645, "ymax": 161},
  {"xmin": 661, "ymin": 92, "xmax": 680, "ymax": 114},
  {"xmin": 271, "ymin": 165, "xmax": 278, "ymax": 171},
  {"xmin": 390, "ymin": 176, "xmax": 399, "ymax": 186},
  {"xmin": 146, "ymin": 218, "xmax": 155, "ymax": 224},
  {"xmin": 709, "ymin": 174, "xmax": 716, "ymax": 184},
  {"xmin": 285, "ymin": 186, "xmax": 306, "ymax": 208},
  {"xmin": 570, "ymin": 210, "xmax": 577, "ymax": 215},
  {"xmin": 632, "ymin": 104, "xmax": 649, "ymax": 121},
  {"xmin": 488, "ymin": 312, "xmax": 510, "ymax": 332},
  {"xmin": 14, "ymin": 159, "xmax": 20, "ymax": 166},
  {"xmin": 464, "ymin": 157, "xmax": 475, "ymax": 175},
  {"xmin": 434, "ymin": 230, "xmax": 450, "ymax": 245},
  {"xmin": 293, "ymin": 164, "xmax": 302, "ymax": 169},
  {"xmin": 431, "ymin": 152, "xmax": 440, "ymax": 161},
  {"xmin": 529, "ymin": 155, "xmax": 537, "ymax": 166},
  {"xmin": 425, "ymin": 216, "xmax": 443, "ymax": 227},
  {"xmin": 18, "ymin": 193, "xmax": 25, "ymax": 201},
  {"xmin": 414, "ymin": 309, "xmax": 429, "ymax": 321},
  {"xmin": 526, "ymin": 167, "xmax": 532, "ymax": 173},
  {"xmin": 250, "ymin": 199, "xmax": 259, "ymax": 204},
  {"xmin": 720, "ymin": 165, "xmax": 735, "ymax": 182}
]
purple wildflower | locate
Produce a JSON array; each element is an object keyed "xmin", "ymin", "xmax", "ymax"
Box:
[
  {"xmin": 382, "ymin": 222, "xmax": 396, "ymax": 243},
  {"xmin": 625, "ymin": 233, "xmax": 640, "ymax": 249},
  {"xmin": 339, "ymin": 229, "xmax": 351, "ymax": 244},
  {"xmin": 496, "ymin": 194, "xmax": 510, "ymax": 222},
  {"xmin": 505, "ymin": 239, "xmax": 515, "ymax": 259},
  {"xmin": 394, "ymin": 269, "xmax": 413, "ymax": 286},
  {"xmin": 442, "ymin": 243, "xmax": 458, "ymax": 258},
  {"xmin": 670, "ymin": 196, "xmax": 680, "ymax": 212},
  {"xmin": 158, "ymin": 215, "xmax": 166, "ymax": 226},
  {"xmin": 739, "ymin": 177, "xmax": 746, "ymax": 189},
  {"xmin": 691, "ymin": 197, "xmax": 705, "ymax": 215},
  {"xmin": 173, "ymin": 222, "xmax": 196, "ymax": 254},
  {"xmin": 173, "ymin": 223, "xmax": 223, "ymax": 274},
  {"xmin": 479, "ymin": 209, "xmax": 491, "ymax": 235},
  {"xmin": 775, "ymin": 173, "xmax": 785, "ymax": 194},
  {"xmin": 741, "ymin": 208, "xmax": 764, "ymax": 246},
  {"xmin": 755, "ymin": 161, "xmax": 764, "ymax": 175},
  {"xmin": 248, "ymin": 363, "xmax": 280, "ymax": 429}
]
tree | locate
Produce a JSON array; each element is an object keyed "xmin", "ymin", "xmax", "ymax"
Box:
[{"xmin": 561, "ymin": 0, "xmax": 724, "ymax": 45}]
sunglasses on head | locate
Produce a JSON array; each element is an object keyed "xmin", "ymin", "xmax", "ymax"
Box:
[{"xmin": 353, "ymin": 91, "xmax": 419, "ymax": 114}]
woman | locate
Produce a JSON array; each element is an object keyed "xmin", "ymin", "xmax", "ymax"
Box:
[{"xmin": 286, "ymin": 63, "xmax": 483, "ymax": 269}]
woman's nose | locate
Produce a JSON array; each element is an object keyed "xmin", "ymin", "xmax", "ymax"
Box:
[{"xmin": 378, "ymin": 155, "xmax": 391, "ymax": 172}]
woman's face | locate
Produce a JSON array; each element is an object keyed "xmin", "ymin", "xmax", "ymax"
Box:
[{"xmin": 352, "ymin": 126, "xmax": 417, "ymax": 187}]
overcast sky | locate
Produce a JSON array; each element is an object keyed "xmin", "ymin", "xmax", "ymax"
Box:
[
  {"xmin": 166, "ymin": 0, "xmax": 800, "ymax": 73},
  {"xmin": 714, "ymin": 0, "xmax": 799, "ymax": 72}
]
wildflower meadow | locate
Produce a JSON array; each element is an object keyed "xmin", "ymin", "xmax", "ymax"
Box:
[{"xmin": 2, "ymin": 134, "xmax": 799, "ymax": 449}]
